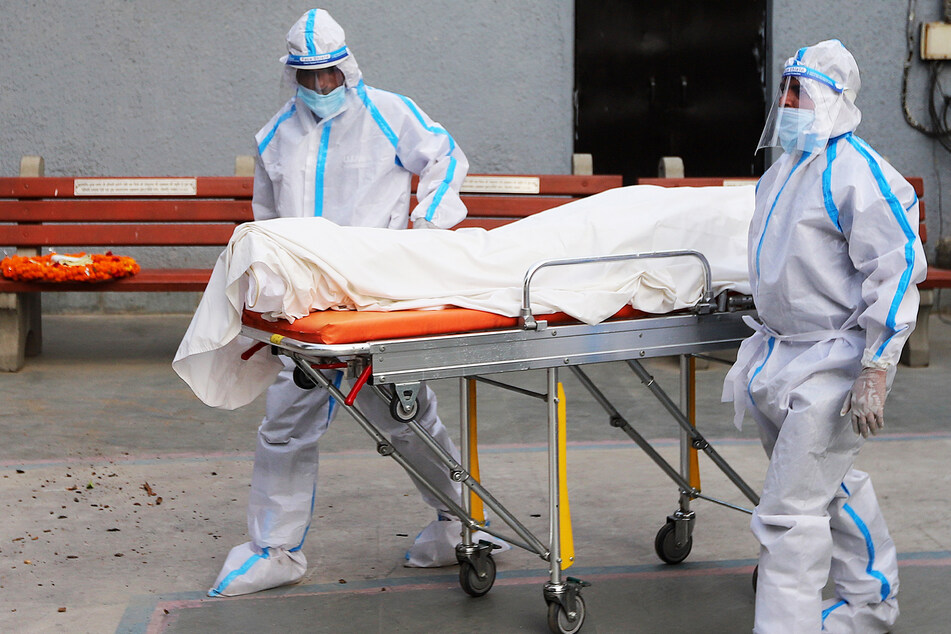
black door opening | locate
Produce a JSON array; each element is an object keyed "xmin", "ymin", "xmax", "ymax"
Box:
[{"xmin": 575, "ymin": 1, "xmax": 767, "ymax": 183}]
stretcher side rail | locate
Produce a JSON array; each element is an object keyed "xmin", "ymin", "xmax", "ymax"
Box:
[
  {"xmin": 241, "ymin": 310, "xmax": 755, "ymax": 385},
  {"xmin": 0, "ymin": 165, "xmax": 621, "ymax": 371},
  {"xmin": 519, "ymin": 250, "xmax": 715, "ymax": 330}
]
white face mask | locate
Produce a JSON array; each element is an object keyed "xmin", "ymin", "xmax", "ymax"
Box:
[
  {"xmin": 297, "ymin": 85, "xmax": 346, "ymax": 119},
  {"xmin": 777, "ymin": 108, "xmax": 817, "ymax": 153}
]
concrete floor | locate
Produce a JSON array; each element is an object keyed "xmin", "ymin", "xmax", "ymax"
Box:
[{"xmin": 1, "ymin": 312, "xmax": 949, "ymax": 633}]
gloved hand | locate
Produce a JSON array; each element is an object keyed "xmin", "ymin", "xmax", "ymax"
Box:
[
  {"xmin": 412, "ymin": 218, "xmax": 438, "ymax": 230},
  {"xmin": 839, "ymin": 367, "xmax": 888, "ymax": 438}
]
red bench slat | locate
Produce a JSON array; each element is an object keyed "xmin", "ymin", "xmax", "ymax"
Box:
[
  {"xmin": 0, "ymin": 177, "xmax": 254, "ymax": 198},
  {"xmin": 457, "ymin": 196, "xmax": 576, "ymax": 216},
  {"xmin": 636, "ymin": 177, "xmax": 757, "ymax": 187},
  {"xmin": 0, "ymin": 200, "xmax": 253, "ymax": 222},
  {"xmin": 922, "ymin": 266, "xmax": 951, "ymax": 290},
  {"xmin": 411, "ymin": 174, "xmax": 622, "ymax": 196},
  {"xmin": 0, "ymin": 224, "xmax": 240, "ymax": 246}
]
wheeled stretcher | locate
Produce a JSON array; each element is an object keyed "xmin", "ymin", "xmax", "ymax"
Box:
[{"xmin": 238, "ymin": 251, "xmax": 760, "ymax": 633}]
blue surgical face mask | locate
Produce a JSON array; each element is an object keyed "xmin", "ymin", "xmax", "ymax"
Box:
[
  {"xmin": 297, "ymin": 85, "xmax": 346, "ymax": 119},
  {"xmin": 777, "ymin": 108, "xmax": 817, "ymax": 153}
]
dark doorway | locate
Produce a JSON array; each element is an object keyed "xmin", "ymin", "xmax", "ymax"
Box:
[{"xmin": 575, "ymin": 1, "xmax": 767, "ymax": 183}]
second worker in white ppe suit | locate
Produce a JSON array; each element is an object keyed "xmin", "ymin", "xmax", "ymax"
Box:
[
  {"xmin": 723, "ymin": 40, "xmax": 925, "ymax": 633},
  {"xmin": 209, "ymin": 8, "xmax": 506, "ymax": 598}
]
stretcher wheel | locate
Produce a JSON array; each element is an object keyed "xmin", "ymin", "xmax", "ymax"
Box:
[
  {"xmin": 547, "ymin": 595, "xmax": 586, "ymax": 634},
  {"xmin": 292, "ymin": 366, "xmax": 318, "ymax": 390},
  {"xmin": 389, "ymin": 396, "xmax": 419, "ymax": 422},
  {"xmin": 459, "ymin": 555, "xmax": 496, "ymax": 597},
  {"xmin": 654, "ymin": 521, "xmax": 692, "ymax": 564}
]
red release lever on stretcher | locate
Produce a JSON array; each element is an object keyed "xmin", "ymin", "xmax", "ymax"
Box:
[
  {"xmin": 345, "ymin": 363, "xmax": 373, "ymax": 406},
  {"xmin": 240, "ymin": 342, "xmax": 267, "ymax": 360}
]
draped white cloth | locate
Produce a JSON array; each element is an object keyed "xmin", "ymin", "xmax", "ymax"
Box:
[{"xmin": 173, "ymin": 184, "xmax": 754, "ymax": 409}]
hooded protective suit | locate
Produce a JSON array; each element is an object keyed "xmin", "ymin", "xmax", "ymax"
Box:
[
  {"xmin": 210, "ymin": 9, "xmax": 477, "ymax": 598},
  {"xmin": 252, "ymin": 9, "xmax": 468, "ymax": 229},
  {"xmin": 723, "ymin": 40, "xmax": 925, "ymax": 633}
]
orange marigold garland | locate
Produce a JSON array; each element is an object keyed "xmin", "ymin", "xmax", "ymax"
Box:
[{"xmin": 0, "ymin": 252, "xmax": 140, "ymax": 283}]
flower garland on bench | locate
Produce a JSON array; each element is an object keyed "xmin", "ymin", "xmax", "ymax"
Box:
[{"xmin": 1, "ymin": 252, "xmax": 140, "ymax": 283}]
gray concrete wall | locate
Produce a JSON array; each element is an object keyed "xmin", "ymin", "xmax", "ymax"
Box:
[
  {"xmin": 0, "ymin": 1, "xmax": 573, "ymax": 177},
  {"xmin": 0, "ymin": 1, "xmax": 573, "ymax": 312}
]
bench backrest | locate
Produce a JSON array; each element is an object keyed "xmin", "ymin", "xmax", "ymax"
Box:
[
  {"xmin": 0, "ymin": 174, "xmax": 622, "ymax": 248},
  {"xmin": 0, "ymin": 177, "xmax": 253, "ymax": 247},
  {"xmin": 906, "ymin": 176, "xmax": 926, "ymax": 245},
  {"xmin": 443, "ymin": 174, "xmax": 623, "ymax": 229},
  {"xmin": 636, "ymin": 177, "xmax": 758, "ymax": 188}
]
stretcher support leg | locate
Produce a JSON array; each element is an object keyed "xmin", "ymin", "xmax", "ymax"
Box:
[
  {"xmin": 673, "ymin": 355, "xmax": 697, "ymax": 552},
  {"xmin": 366, "ymin": 381, "xmax": 545, "ymax": 554},
  {"xmin": 547, "ymin": 368, "xmax": 564, "ymax": 584},
  {"xmin": 290, "ymin": 356, "xmax": 472, "ymax": 526},
  {"xmin": 295, "ymin": 357, "xmax": 546, "ymax": 555},
  {"xmin": 455, "ymin": 378, "xmax": 498, "ymax": 597},
  {"xmin": 626, "ymin": 359, "xmax": 760, "ymax": 506},
  {"xmin": 543, "ymin": 368, "xmax": 588, "ymax": 634},
  {"xmin": 568, "ymin": 365, "xmax": 699, "ymax": 497}
]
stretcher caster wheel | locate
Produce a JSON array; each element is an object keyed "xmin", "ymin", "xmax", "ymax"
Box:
[
  {"xmin": 459, "ymin": 555, "xmax": 496, "ymax": 597},
  {"xmin": 654, "ymin": 520, "xmax": 692, "ymax": 564},
  {"xmin": 292, "ymin": 366, "xmax": 318, "ymax": 390},
  {"xmin": 547, "ymin": 595, "xmax": 585, "ymax": 634},
  {"xmin": 389, "ymin": 396, "xmax": 419, "ymax": 422}
]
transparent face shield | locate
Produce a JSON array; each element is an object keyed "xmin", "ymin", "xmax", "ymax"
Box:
[{"xmin": 756, "ymin": 66, "xmax": 847, "ymax": 155}]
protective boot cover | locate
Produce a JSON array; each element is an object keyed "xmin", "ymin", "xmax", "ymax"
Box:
[
  {"xmin": 208, "ymin": 541, "xmax": 306, "ymax": 597},
  {"xmin": 404, "ymin": 515, "xmax": 512, "ymax": 568}
]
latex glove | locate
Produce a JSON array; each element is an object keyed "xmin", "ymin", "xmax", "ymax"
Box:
[
  {"xmin": 412, "ymin": 218, "xmax": 438, "ymax": 230},
  {"xmin": 840, "ymin": 367, "xmax": 887, "ymax": 438}
]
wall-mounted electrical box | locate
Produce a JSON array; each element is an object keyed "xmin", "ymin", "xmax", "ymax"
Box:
[{"xmin": 921, "ymin": 22, "xmax": 951, "ymax": 60}]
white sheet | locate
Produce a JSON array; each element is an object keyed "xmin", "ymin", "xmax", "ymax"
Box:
[{"xmin": 173, "ymin": 184, "xmax": 754, "ymax": 409}]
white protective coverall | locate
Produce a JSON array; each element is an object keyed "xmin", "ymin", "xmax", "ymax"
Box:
[
  {"xmin": 209, "ymin": 9, "xmax": 483, "ymax": 598},
  {"xmin": 723, "ymin": 41, "xmax": 925, "ymax": 633}
]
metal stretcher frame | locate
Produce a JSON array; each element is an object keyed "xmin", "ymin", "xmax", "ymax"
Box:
[{"xmin": 239, "ymin": 251, "xmax": 760, "ymax": 633}]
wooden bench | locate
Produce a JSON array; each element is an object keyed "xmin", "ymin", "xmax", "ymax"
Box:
[
  {"xmin": 0, "ymin": 169, "xmax": 622, "ymax": 370},
  {"xmin": 637, "ymin": 175, "xmax": 951, "ymax": 367}
]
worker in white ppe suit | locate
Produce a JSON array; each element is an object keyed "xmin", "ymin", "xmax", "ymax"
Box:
[
  {"xmin": 209, "ymin": 8, "xmax": 495, "ymax": 597},
  {"xmin": 723, "ymin": 40, "xmax": 925, "ymax": 633}
]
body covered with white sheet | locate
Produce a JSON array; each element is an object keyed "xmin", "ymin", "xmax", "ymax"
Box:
[{"xmin": 175, "ymin": 183, "xmax": 754, "ymax": 409}]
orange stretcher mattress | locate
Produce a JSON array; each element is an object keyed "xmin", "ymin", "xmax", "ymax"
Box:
[{"xmin": 242, "ymin": 305, "xmax": 645, "ymax": 345}]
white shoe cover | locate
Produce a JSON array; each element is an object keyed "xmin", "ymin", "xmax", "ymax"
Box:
[
  {"xmin": 821, "ymin": 597, "xmax": 899, "ymax": 633},
  {"xmin": 208, "ymin": 541, "xmax": 306, "ymax": 597},
  {"xmin": 404, "ymin": 517, "xmax": 511, "ymax": 568}
]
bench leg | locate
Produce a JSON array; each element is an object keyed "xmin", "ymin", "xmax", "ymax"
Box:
[
  {"xmin": 901, "ymin": 289, "xmax": 933, "ymax": 367},
  {"xmin": 0, "ymin": 292, "xmax": 41, "ymax": 371}
]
